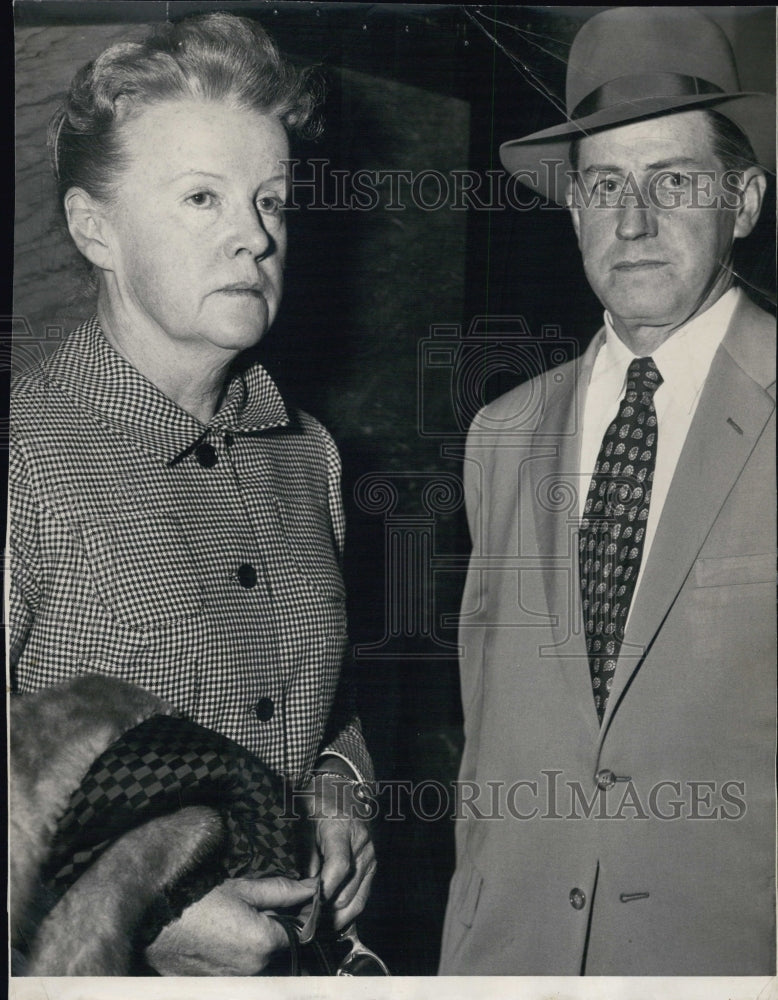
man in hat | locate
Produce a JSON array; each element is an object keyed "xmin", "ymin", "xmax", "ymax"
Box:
[{"xmin": 440, "ymin": 7, "xmax": 775, "ymax": 975}]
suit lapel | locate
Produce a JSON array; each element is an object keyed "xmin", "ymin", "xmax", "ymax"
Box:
[
  {"xmin": 529, "ymin": 334, "xmax": 602, "ymax": 738},
  {"xmin": 601, "ymin": 304, "xmax": 776, "ymax": 733}
]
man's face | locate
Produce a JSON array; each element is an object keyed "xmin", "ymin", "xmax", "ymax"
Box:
[{"xmin": 569, "ymin": 111, "xmax": 757, "ymax": 339}]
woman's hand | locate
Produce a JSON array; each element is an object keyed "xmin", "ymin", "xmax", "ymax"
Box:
[
  {"xmin": 145, "ymin": 876, "xmax": 317, "ymax": 976},
  {"xmin": 301, "ymin": 767, "xmax": 378, "ymax": 932}
]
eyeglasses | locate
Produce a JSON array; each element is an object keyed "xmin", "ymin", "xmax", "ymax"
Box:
[{"xmin": 335, "ymin": 922, "xmax": 391, "ymax": 976}]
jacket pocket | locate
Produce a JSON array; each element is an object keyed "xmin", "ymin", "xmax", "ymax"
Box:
[
  {"xmin": 273, "ymin": 495, "xmax": 346, "ymax": 603},
  {"xmin": 81, "ymin": 516, "xmax": 203, "ymax": 630},
  {"xmin": 693, "ymin": 553, "xmax": 775, "ymax": 588}
]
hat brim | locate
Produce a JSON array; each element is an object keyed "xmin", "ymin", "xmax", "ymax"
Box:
[{"xmin": 499, "ymin": 92, "xmax": 776, "ymax": 204}]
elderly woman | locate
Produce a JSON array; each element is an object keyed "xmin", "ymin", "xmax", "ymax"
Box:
[{"xmin": 10, "ymin": 12, "xmax": 375, "ymax": 975}]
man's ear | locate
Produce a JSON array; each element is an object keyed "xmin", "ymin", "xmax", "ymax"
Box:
[
  {"xmin": 63, "ymin": 188, "xmax": 115, "ymax": 271},
  {"xmin": 733, "ymin": 167, "xmax": 767, "ymax": 240}
]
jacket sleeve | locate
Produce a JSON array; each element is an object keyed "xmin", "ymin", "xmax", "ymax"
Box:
[
  {"xmin": 7, "ymin": 438, "xmax": 41, "ymax": 678},
  {"xmin": 314, "ymin": 421, "xmax": 374, "ymax": 784}
]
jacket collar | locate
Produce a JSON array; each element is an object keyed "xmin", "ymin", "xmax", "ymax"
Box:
[{"xmin": 44, "ymin": 317, "xmax": 291, "ymax": 462}]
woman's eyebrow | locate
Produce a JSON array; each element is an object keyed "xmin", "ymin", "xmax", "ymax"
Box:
[
  {"xmin": 168, "ymin": 169, "xmax": 225, "ymax": 184},
  {"xmin": 167, "ymin": 169, "xmax": 288, "ymax": 185}
]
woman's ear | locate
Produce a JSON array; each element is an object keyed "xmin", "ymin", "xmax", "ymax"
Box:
[{"xmin": 63, "ymin": 188, "xmax": 115, "ymax": 271}]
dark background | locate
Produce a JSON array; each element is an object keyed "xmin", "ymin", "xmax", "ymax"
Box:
[{"xmin": 12, "ymin": 2, "xmax": 776, "ymax": 974}]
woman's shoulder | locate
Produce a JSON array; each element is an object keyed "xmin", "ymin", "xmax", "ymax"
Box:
[
  {"xmin": 292, "ymin": 407, "xmax": 333, "ymax": 441},
  {"xmin": 254, "ymin": 406, "xmax": 342, "ymax": 490},
  {"xmin": 11, "ymin": 319, "xmax": 94, "ymax": 393},
  {"xmin": 10, "ymin": 357, "xmax": 54, "ymax": 429},
  {"xmin": 288, "ymin": 408, "xmax": 341, "ymax": 464},
  {"xmin": 10, "ymin": 319, "xmax": 96, "ymax": 437}
]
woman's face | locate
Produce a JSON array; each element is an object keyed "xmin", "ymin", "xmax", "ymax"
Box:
[{"xmin": 98, "ymin": 97, "xmax": 289, "ymax": 358}]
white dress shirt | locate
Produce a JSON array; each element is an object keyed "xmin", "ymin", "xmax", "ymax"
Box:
[{"xmin": 578, "ymin": 286, "xmax": 740, "ymax": 599}]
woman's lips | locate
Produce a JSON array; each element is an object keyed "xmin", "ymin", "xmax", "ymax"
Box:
[{"xmin": 217, "ymin": 284, "xmax": 265, "ymax": 295}]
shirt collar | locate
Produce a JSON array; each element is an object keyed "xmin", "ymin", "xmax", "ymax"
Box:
[
  {"xmin": 45, "ymin": 316, "xmax": 290, "ymax": 461},
  {"xmin": 599, "ymin": 287, "xmax": 740, "ymax": 412}
]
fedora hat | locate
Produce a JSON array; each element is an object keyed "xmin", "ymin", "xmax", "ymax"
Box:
[{"xmin": 499, "ymin": 7, "xmax": 776, "ymax": 204}]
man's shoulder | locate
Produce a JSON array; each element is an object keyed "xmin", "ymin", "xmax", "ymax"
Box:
[
  {"xmin": 471, "ymin": 353, "xmax": 582, "ymax": 432},
  {"xmin": 723, "ymin": 294, "xmax": 776, "ymax": 391}
]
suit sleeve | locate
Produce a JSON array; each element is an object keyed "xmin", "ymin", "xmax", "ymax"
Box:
[{"xmin": 454, "ymin": 412, "xmax": 490, "ymax": 790}]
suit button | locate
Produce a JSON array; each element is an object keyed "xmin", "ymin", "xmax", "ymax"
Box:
[
  {"xmin": 194, "ymin": 443, "xmax": 218, "ymax": 468},
  {"xmin": 255, "ymin": 697, "xmax": 274, "ymax": 721},
  {"xmin": 569, "ymin": 888, "xmax": 586, "ymax": 910},
  {"xmin": 595, "ymin": 768, "xmax": 616, "ymax": 790},
  {"xmin": 237, "ymin": 563, "xmax": 257, "ymax": 589}
]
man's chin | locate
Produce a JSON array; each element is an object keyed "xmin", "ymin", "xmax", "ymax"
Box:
[{"xmin": 600, "ymin": 287, "xmax": 679, "ymax": 330}]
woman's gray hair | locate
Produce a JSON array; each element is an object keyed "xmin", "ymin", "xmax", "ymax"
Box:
[{"xmin": 48, "ymin": 12, "xmax": 322, "ymax": 206}]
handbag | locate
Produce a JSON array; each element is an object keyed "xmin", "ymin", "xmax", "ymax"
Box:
[{"xmin": 267, "ymin": 915, "xmax": 391, "ymax": 976}]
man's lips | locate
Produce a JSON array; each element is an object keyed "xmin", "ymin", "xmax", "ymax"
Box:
[{"xmin": 611, "ymin": 260, "xmax": 668, "ymax": 271}]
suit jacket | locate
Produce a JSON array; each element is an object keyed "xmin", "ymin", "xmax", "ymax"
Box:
[{"xmin": 439, "ymin": 293, "xmax": 776, "ymax": 975}]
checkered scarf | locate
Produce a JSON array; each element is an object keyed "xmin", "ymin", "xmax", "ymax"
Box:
[{"xmin": 41, "ymin": 714, "xmax": 301, "ymax": 941}]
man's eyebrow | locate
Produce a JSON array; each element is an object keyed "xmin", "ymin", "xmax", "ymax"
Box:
[
  {"xmin": 582, "ymin": 164, "xmax": 626, "ymax": 175},
  {"xmin": 582, "ymin": 157, "xmax": 706, "ymax": 174},
  {"xmin": 644, "ymin": 157, "xmax": 707, "ymax": 170}
]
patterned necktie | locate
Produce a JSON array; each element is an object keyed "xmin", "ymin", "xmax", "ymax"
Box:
[{"xmin": 579, "ymin": 356, "xmax": 663, "ymax": 722}]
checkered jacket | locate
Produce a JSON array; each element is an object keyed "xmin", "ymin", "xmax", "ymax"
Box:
[{"xmin": 9, "ymin": 318, "xmax": 372, "ymax": 785}]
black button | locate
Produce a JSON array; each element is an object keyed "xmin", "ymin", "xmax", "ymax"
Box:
[
  {"xmin": 224, "ymin": 433, "xmax": 234, "ymax": 448},
  {"xmin": 194, "ymin": 443, "xmax": 218, "ymax": 468},
  {"xmin": 569, "ymin": 888, "xmax": 586, "ymax": 910},
  {"xmin": 595, "ymin": 768, "xmax": 616, "ymax": 790},
  {"xmin": 237, "ymin": 563, "xmax": 257, "ymax": 589},
  {"xmin": 255, "ymin": 697, "xmax": 274, "ymax": 721}
]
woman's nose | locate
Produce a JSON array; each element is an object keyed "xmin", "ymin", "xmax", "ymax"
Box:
[{"xmin": 223, "ymin": 206, "xmax": 274, "ymax": 260}]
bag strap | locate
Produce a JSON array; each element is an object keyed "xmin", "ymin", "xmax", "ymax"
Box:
[
  {"xmin": 267, "ymin": 914, "xmax": 302, "ymax": 975},
  {"xmin": 266, "ymin": 914, "xmax": 344, "ymax": 975}
]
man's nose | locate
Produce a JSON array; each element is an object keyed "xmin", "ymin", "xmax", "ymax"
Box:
[{"xmin": 615, "ymin": 200, "xmax": 658, "ymax": 240}]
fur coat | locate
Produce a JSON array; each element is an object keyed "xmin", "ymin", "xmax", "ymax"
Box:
[{"xmin": 10, "ymin": 673, "xmax": 285, "ymax": 976}]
